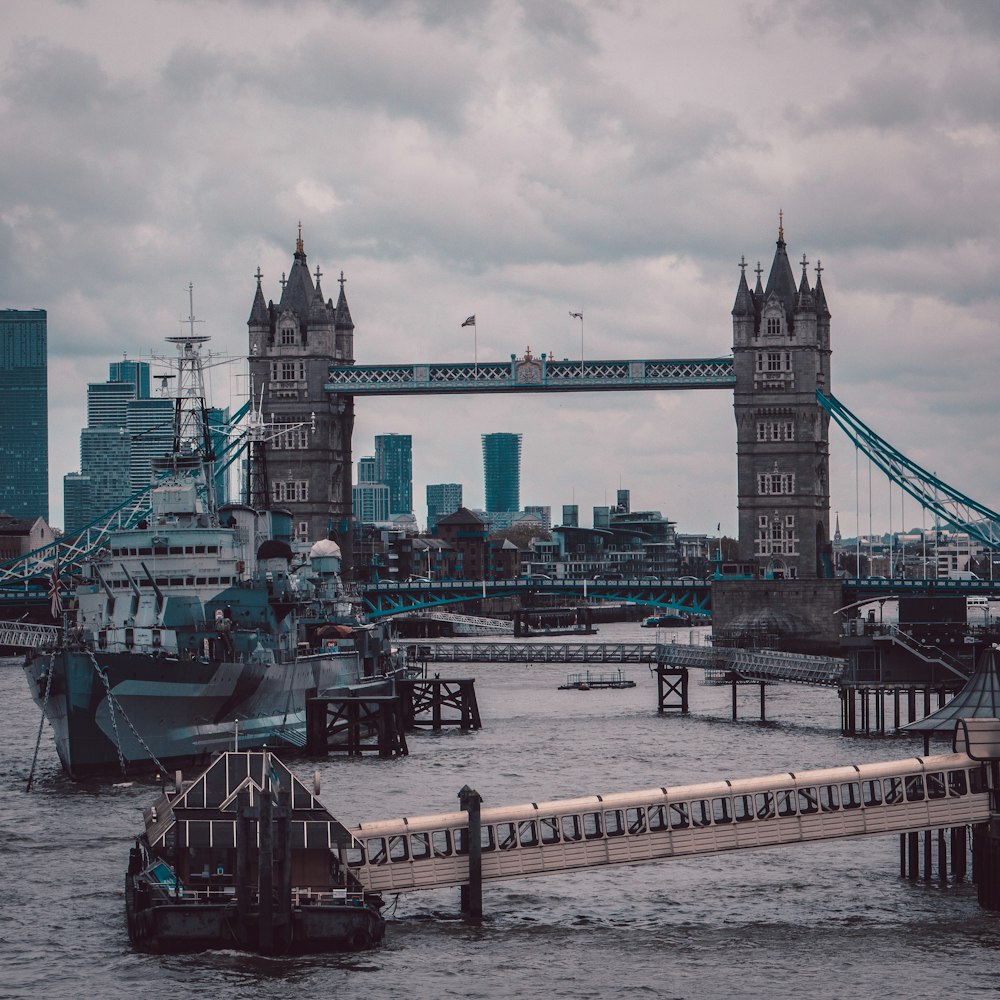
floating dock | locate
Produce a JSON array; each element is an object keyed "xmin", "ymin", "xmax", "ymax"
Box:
[{"xmin": 558, "ymin": 669, "xmax": 636, "ymax": 690}]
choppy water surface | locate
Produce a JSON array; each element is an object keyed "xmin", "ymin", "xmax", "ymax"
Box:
[{"xmin": 1, "ymin": 624, "xmax": 997, "ymax": 999}]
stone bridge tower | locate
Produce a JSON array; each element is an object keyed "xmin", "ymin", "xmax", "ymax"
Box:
[
  {"xmin": 247, "ymin": 228, "xmax": 355, "ymax": 568},
  {"xmin": 731, "ymin": 218, "xmax": 832, "ymax": 579}
]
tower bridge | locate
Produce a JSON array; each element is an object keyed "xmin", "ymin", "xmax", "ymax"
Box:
[{"xmin": 5, "ymin": 221, "xmax": 1000, "ymax": 647}]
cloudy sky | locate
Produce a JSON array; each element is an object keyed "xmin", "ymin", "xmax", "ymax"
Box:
[{"xmin": 3, "ymin": 0, "xmax": 999, "ymax": 536}]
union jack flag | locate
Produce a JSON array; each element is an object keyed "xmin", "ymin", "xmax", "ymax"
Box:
[{"xmin": 48, "ymin": 559, "xmax": 63, "ymax": 621}]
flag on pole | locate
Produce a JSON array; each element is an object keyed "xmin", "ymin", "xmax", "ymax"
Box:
[
  {"xmin": 48, "ymin": 559, "xmax": 63, "ymax": 620},
  {"xmin": 569, "ymin": 311, "xmax": 583, "ymax": 319},
  {"xmin": 461, "ymin": 315, "xmax": 476, "ymax": 327}
]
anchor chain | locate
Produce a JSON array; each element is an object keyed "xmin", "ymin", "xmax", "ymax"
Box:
[
  {"xmin": 25, "ymin": 662, "xmax": 54, "ymax": 792},
  {"xmin": 86, "ymin": 649, "xmax": 169, "ymax": 778}
]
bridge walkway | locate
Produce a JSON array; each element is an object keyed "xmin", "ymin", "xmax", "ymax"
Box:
[
  {"xmin": 0, "ymin": 622, "xmax": 61, "ymax": 650},
  {"xmin": 346, "ymin": 736, "xmax": 997, "ymax": 896},
  {"xmin": 406, "ymin": 642, "xmax": 660, "ymax": 664}
]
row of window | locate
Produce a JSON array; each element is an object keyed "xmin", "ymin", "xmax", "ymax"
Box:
[
  {"xmin": 270, "ymin": 361, "xmax": 307, "ymax": 383},
  {"xmin": 757, "ymin": 473, "xmax": 795, "ymax": 495},
  {"xmin": 754, "ymin": 351, "xmax": 792, "ymax": 373},
  {"xmin": 111, "ymin": 545, "xmax": 221, "ymax": 557},
  {"xmin": 272, "ymin": 480, "xmax": 309, "ymax": 503},
  {"xmin": 103, "ymin": 575, "xmax": 235, "ymax": 589},
  {"xmin": 270, "ymin": 427, "xmax": 310, "ymax": 450},
  {"xmin": 358, "ymin": 767, "xmax": 984, "ymax": 867},
  {"xmin": 756, "ymin": 420, "xmax": 795, "ymax": 442}
]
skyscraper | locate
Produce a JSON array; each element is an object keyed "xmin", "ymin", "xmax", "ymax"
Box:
[
  {"xmin": 0, "ymin": 309, "xmax": 48, "ymax": 519},
  {"xmin": 427, "ymin": 482, "xmax": 462, "ymax": 532},
  {"xmin": 482, "ymin": 432, "xmax": 521, "ymax": 513},
  {"xmin": 374, "ymin": 433, "xmax": 412, "ymax": 516}
]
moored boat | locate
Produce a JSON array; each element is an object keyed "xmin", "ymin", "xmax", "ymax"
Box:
[
  {"xmin": 24, "ymin": 334, "xmax": 403, "ymax": 779},
  {"xmin": 126, "ymin": 750, "xmax": 385, "ymax": 953}
]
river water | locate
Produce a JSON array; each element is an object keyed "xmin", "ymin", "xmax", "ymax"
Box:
[{"xmin": 1, "ymin": 622, "xmax": 996, "ymax": 999}]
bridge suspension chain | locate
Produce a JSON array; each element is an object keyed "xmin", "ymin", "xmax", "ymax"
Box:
[{"xmin": 818, "ymin": 390, "xmax": 1000, "ymax": 548}]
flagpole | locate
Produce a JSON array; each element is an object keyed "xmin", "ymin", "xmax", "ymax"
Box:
[
  {"xmin": 474, "ymin": 319, "xmax": 478, "ymax": 379},
  {"xmin": 570, "ymin": 311, "xmax": 584, "ymax": 379}
]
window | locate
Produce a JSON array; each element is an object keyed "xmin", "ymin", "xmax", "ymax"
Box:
[
  {"xmin": 409, "ymin": 833, "xmax": 430, "ymax": 860},
  {"xmin": 583, "ymin": 812, "xmax": 603, "ymax": 840},
  {"xmin": 712, "ymin": 797, "xmax": 733, "ymax": 824},
  {"xmin": 756, "ymin": 420, "xmax": 795, "ymax": 442},
  {"xmin": 388, "ymin": 835, "xmax": 408, "ymax": 862},
  {"xmin": 904, "ymin": 775, "xmax": 925, "ymax": 802},
  {"xmin": 431, "ymin": 830, "xmax": 451, "ymax": 857},
  {"xmin": 947, "ymin": 770, "xmax": 968, "ymax": 797},
  {"xmin": 648, "ymin": 805, "xmax": 668, "ymax": 832},
  {"xmin": 280, "ymin": 326, "xmax": 296, "ymax": 345},
  {"xmin": 518, "ymin": 821, "xmax": 539, "ymax": 848},
  {"xmin": 605, "ymin": 810, "xmax": 625, "ymax": 837},
  {"xmin": 797, "ymin": 787, "xmax": 819, "ymax": 814},
  {"xmin": 733, "ymin": 795, "xmax": 754, "ymax": 822},
  {"xmin": 863, "ymin": 780, "xmax": 882, "ymax": 807},
  {"xmin": 561, "ymin": 815, "xmax": 582, "ymax": 842},
  {"xmin": 272, "ymin": 480, "xmax": 309, "ymax": 503},
  {"xmin": 626, "ymin": 808, "xmax": 646, "ymax": 835},
  {"xmin": 496, "ymin": 823, "xmax": 517, "ymax": 850},
  {"xmin": 820, "ymin": 785, "xmax": 840, "ymax": 812},
  {"xmin": 776, "ymin": 790, "xmax": 797, "ymax": 817},
  {"xmin": 366, "ymin": 838, "xmax": 387, "ymax": 865},
  {"xmin": 691, "ymin": 800, "xmax": 712, "ymax": 828},
  {"xmin": 668, "ymin": 802, "xmax": 689, "ymax": 829},
  {"xmin": 883, "ymin": 777, "xmax": 904, "ymax": 804},
  {"xmin": 755, "ymin": 792, "xmax": 775, "ymax": 819},
  {"xmin": 539, "ymin": 817, "xmax": 560, "ymax": 844},
  {"xmin": 757, "ymin": 472, "xmax": 796, "ymax": 495},
  {"xmin": 767, "ymin": 317, "xmax": 781, "ymax": 336}
]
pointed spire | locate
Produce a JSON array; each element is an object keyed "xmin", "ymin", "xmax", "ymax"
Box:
[
  {"xmin": 335, "ymin": 270, "xmax": 354, "ymax": 330},
  {"xmin": 814, "ymin": 259, "xmax": 830, "ymax": 318},
  {"xmin": 732, "ymin": 255, "xmax": 755, "ymax": 317},
  {"xmin": 248, "ymin": 266, "xmax": 269, "ymax": 325},
  {"xmin": 795, "ymin": 252, "xmax": 814, "ymax": 311},
  {"xmin": 309, "ymin": 264, "xmax": 330, "ymax": 325},
  {"xmin": 279, "ymin": 226, "xmax": 315, "ymax": 315},
  {"xmin": 763, "ymin": 212, "xmax": 798, "ymax": 328}
]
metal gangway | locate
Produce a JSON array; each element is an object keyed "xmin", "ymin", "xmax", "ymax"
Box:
[
  {"xmin": 654, "ymin": 643, "xmax": 848, "ymax": 687},
  {"xmin": 0, "ymin": 622, "xmax": 61, "ymax": 650},
  {"xmin": 408, "ymin": 642, "xmax": 661, "ymax": 664},
  {"xmin": 393, "ymin": 611, "xmax": 513, "ymax": 635},
  {"xmin": 346, "ymin": 720, "xmax": 999, "ymax": 897}
]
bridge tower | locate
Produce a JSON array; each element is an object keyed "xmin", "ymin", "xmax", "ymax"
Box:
[
  {"xmin": 247, "ymin": 228, "xmax": 356, "ymax": 567},
  {"xmin": 732, "ymin": 218, "xmax": 832, "ymax": 579}
]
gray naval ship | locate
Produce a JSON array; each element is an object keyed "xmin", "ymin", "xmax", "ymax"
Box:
[{"xmin": 24, "ymin": 335, "xmax": 400, "ymax": 779}]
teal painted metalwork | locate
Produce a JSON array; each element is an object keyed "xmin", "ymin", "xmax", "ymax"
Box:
[
  {"xmin": 326, "ymin": 357, "xmax": 736, "ymax": 395},
  {"xmin": 817, "ymin": 391, "xmax": 1000, "ymax": 548}
]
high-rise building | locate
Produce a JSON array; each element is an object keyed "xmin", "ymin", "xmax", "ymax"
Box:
[
  {"xmin": 482, "ymin": 432, "xmax": 521, "ymax": 513},
  {"xmin": 62, "ymin": 472, "xmax": 92, "ymax": 534},
  {"xmin": 0, "ymin": 309, "xmax": 48, "ymax": 519},
  {"xmin": 427, "ymin": 482, "xmax": 462, "ymax": 532},
  {"xmin": 562, "ymin": 504, "xmax": 579, "ymax": 528},
  {"xmin": 352, "ymin": 482, "xmax": 391, "ymax": 524},
  {"xmin": 126, "ymin": 397, "xmax": 174, "ymax": 491},
  {"xmin": 374, "ymin": 433, "xmax": 412, "ymax": 516},
  {"xmin": 357, "ymin": 455, "xmax": 378, "ymax": 483},
  {"xmin": 109, "ymin": 359, "xmax": 151, "ymax": 399}
]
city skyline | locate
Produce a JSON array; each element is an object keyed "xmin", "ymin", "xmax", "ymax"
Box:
[{"xmin": 2, "ymin": 3, "xmax": 999, "ymax": 537}]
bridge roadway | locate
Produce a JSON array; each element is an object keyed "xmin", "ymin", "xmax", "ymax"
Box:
[
  {"xmin": 326, "ymin": 356, "xmax": 735, "ymax": 395},
  {"xmin": 360, "ymin": 576, "xmax": 1000, "ymax": 618},
  {"xmin": 345, "ymin": 740, "xmax": 995, "ymax": 895}
]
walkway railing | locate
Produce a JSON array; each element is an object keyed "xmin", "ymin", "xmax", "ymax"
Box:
[
  {"xmin": 407, "ymin": 642, "xmax": 661, "ymax": 663},
  {"xmin": 0, "ymin": 622, "xmax": 62, "ymax": 650}
]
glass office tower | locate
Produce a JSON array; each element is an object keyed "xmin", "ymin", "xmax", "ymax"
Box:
[
  {"xmin": 0, "ymin": 309, "xmax": 48, "ymax": 519},
  {"xmin": 482, "ymin": 432, "xmax": 521, "ymax": 513}
]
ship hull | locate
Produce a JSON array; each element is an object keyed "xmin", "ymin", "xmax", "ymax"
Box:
[{"xmin": 24, "ymin": 648, "xmax": 379, "ymax": 779}]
